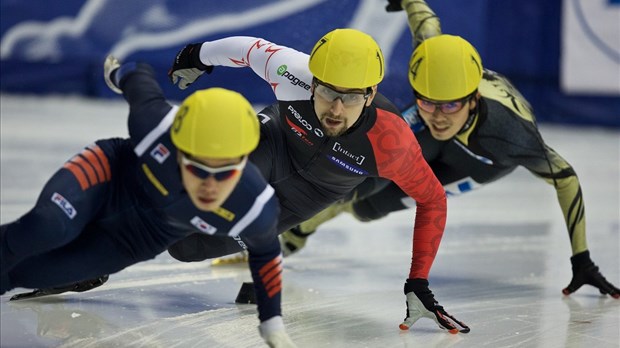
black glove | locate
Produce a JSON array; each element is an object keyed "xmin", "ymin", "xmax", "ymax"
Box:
[
  {"xmin": 400, "ymin": 278, "xmax": 470, "ymax": 333},
  {"xmin": 385, "ymin": 0, "xmax": 403, "ymax": 12},
  {"xmin": 562, "ymin": 250, "xmax": 620, "ymax": 298},
  {"xmin": 168, "ymin": 43, "xmax": 214, "ymax": 90}
]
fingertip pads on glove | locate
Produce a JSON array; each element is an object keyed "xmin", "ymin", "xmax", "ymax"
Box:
[
  {"xmin": 400, "ymin": 278, "xmax": 470, "ymax": 334},
  {"xmin": 562, "ymin": 250, "xmax": 620, "ymax": 299},
  {"xmin": 168, "ymin": 43, "xmax": 214, "ymax": 90},
  {"xmin": 103, "ymin": 55, "xmax": 122, "ymax": 94}
]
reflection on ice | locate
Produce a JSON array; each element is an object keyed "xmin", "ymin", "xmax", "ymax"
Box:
[{"xmin": 1, "ymin": 95, "xmax": 619, "ymax": 347}]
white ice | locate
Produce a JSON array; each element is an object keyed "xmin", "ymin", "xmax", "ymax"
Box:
[{"xmin": 1, "ymin": 94, "xmax": 619, "ymax": 348}]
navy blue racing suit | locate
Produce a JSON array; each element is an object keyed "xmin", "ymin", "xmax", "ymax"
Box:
[{"xmin": 0, "ymin": 63, "xmax": 283, "ymax": 321}]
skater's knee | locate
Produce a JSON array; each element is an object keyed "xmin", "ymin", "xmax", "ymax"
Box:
[
  {"xmin": 167, "ymin": 235, "xmax": 210, "ymax": 262},
  {"xmin": 27, "ymin": 210, "xmax": 79, "ymax": 247},
  {"xmin": 352, "ymin": 199, "xmax": 389, "ymax": 222}
]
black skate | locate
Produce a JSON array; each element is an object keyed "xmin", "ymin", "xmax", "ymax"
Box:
[{"xmin": 9, "ymin": 275, "xmax": 109, "ymax": 301}]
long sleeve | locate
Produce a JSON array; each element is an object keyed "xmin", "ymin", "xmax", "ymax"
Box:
[
  {"xmin": 480, "ymin": 70, "xmax": 589, "ymax": 257},
  {"xmin": 238, "ymin": 183, "xmax": 284, "ymax": 322},
  {"xmin": 368, "ymin": 110, "xmax": 447, "ymax": 279},
  {"xmin": 248, "ymin": 241, "xmax": 283, "ymax": 322},
  {"xmin": 198, "ymin": 36, "xmax": 312, "ymax": 101},
  {"xmin": 521, "ymin": 143, "xmax": 587, "ymax": 255},
  {"xmin": 401, "ymin": 0, "xmax": 442, "ymax": 47}
]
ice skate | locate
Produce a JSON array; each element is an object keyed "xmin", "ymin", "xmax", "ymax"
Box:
[
  {"xmin": 10, "ymin": 275, "xmax": 110, "ymax": 301},
  {"xmin": 103, "ymin": 55, "xmax": 122, "ymax": 94},
  {"xmin": 210, "ymin": 250, "xmax": 249, "ymax": 266}
]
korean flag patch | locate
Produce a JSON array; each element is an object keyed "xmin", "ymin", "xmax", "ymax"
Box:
[{"xmin": 191, "ymin": 216, "xmax": 217, "ymax": 235}]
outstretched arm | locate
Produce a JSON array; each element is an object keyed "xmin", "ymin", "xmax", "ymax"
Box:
[
  {"xmin": 522, "ymin": 141, "xmax": 619, "ymax": 298},
  {"xmin": 485, "ymin": 71, "xmax": 619, "ymax": 299},
  {"xmin": 369, "ymin": 113, "xmax": 470, "ymax": 333},
  {"xmin": 169, "ymin": 36, "xmax": 312, "ymax": 101},
  {"xmin": 389, "ymin": 0, "xmax": 443, "ymax": 47}
]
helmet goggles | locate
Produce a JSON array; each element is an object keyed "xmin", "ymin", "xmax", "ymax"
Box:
[
  {"xmin": 182, "ymin": 153, "xmax": 247, "ymax": 181},
  {"xmin": 415, "ymin": 91, "xmax": 476, "ymax": 115},
  {"xmin": 313, "ymin": 79, "xmax": 371, "ymax": 106}
]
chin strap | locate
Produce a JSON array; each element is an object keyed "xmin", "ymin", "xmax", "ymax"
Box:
[
  {"xmin": 346, "ymin": 86, "xmax": 375, "ymax": 134},
  {"xmin": 457, "ymin": 94, "xmax": 481, "ymax": 136},
  {"xmin": 457, "ymin": 109, "xmax": 478, "ymax": 135}
]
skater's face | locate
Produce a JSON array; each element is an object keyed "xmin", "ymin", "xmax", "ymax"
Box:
[
  {"xmin": 312, "ymin": 79, "xmax": 377, "ymax": 137},
  {"xmin": 416, "ymin": 93, "xmax": 478, "ymax": 141},
  {"xmin": 179, "ymin": 152, "xmax": 246, "ymax": 212}
]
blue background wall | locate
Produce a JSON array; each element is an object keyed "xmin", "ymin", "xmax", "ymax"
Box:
[{"xmin": 1, "ymin": 0, "xmax": 618, "ymax": 127}]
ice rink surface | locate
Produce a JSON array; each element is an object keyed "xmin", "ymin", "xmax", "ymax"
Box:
[{"xmin": 1, "ymin": 94, "xmax": 619, "ymax": 347}]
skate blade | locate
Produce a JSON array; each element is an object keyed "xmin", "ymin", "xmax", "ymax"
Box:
[
  {"xmin": 210, "ymin": 254, "xmax": 248, "ymax": 266},
  {"xmin": 9, "ymin": 289, "xmax": 61, "ymax": 301}
]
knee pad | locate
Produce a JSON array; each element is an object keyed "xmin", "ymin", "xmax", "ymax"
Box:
[{"xmin": 167, "ymin": 235, "xmax": 210, "ymax": 262}]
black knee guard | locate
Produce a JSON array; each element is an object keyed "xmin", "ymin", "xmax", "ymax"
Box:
[{"xmin": 168, "ymin": 233, "xmax": 245, "ymax": 262}]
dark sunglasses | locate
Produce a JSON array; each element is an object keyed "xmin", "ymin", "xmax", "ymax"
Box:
[
  {"xmin": 181, "ymin": 154, "xmax": 246, "ymax": 181},
  {"xmin": 416, "ymin": 94, "xmax": 473, "ymax": 115}
]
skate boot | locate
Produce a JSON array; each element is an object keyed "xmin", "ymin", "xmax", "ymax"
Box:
[{"xmin": 279, "ymin": 226, "xmax": 314, "ymax": 257}]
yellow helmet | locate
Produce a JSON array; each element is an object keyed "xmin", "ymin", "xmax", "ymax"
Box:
[
  {"xmin": 308, "ymin": 28, "xmax": 384, "ymax": 89},
  {"xmin": 409, "ymin": 34, "xmax": 483, "ymax": 101},
  {"xmin": 171, "ymin": 88, "xmax": 259, "ymax": 158}
]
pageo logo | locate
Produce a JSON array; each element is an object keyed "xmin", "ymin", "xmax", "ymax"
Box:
[{"xmin": 277, "ymin": 65, "xmax": 311, "ymax": 90}]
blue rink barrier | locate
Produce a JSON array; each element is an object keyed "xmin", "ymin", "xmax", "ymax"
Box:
[{"xmin": 1, "ymin": 0, "xmax": 618, "ymax": 127}]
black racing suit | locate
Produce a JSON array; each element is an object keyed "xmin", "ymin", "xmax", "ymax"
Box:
[
  {"xmin": 167, "ymin": 36, "xmax": 447, "ymax": 280},
  {"xmin": 354, "ymin": 69, "xmax": 589, "ymax": 255}
]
